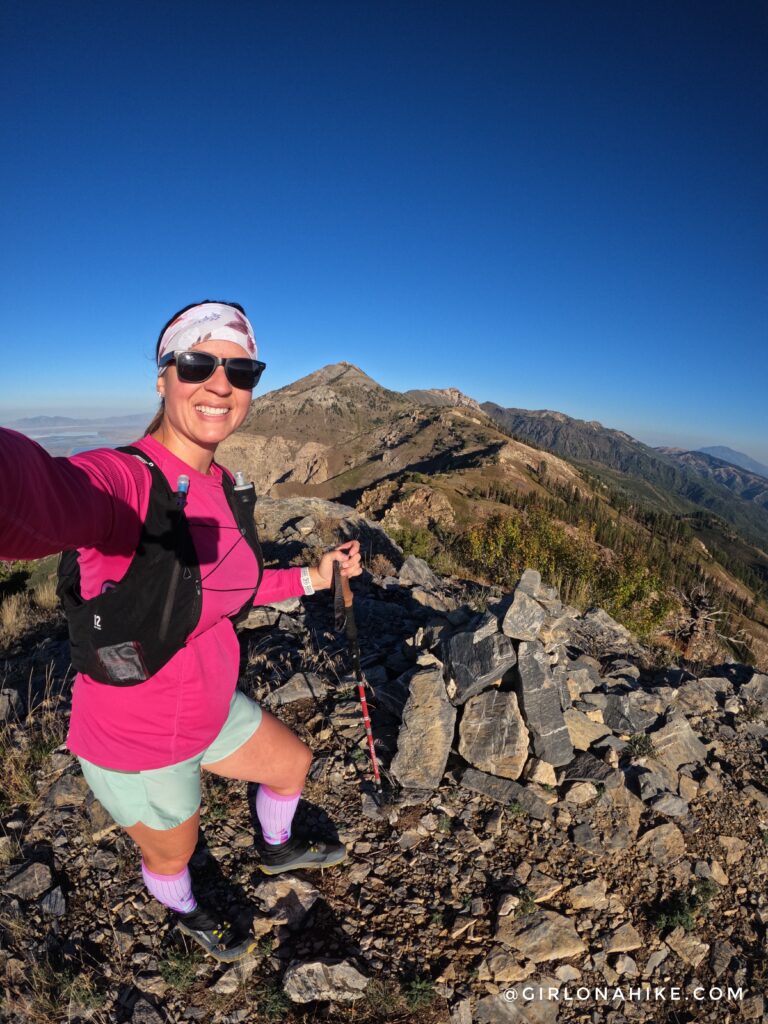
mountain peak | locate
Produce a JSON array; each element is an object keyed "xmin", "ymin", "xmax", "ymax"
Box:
[
  {"xmin": 240, "ymin": 360, "xmax": 411, "ymax": 444},
  {"xmin": 286, "ymin": 361, "xmax": 381, "ymax": 391}
]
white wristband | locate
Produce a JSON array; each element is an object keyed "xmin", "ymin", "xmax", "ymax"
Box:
[{"xmin": 300, "ymin": 566, "xmax": 315, "ymax": 595}]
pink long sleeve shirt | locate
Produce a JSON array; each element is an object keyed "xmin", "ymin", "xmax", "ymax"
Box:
[{"xmin": 0, "ymin": 429, "xmax": 306, "ymax": 770}]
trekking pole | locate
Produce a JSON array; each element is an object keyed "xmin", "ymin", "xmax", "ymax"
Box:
[{"xmin": 332, "ymin": 559, "xmax": 384, "ymax": 802}]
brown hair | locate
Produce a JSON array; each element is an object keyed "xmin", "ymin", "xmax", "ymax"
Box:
[
  {"xmin": 144, "ymin": 399, "xmax": 165, "ymax": 437},
  {"xmin": 143, "ymin": 299, "xmax": 248, "ymax": 436}
]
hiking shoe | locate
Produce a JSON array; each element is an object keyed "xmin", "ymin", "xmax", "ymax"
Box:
[
  {"xmin": 175, "ymin": 905, "xmax": 257, "ymax": 963},
  {"xmin": 258, "ymin": 835, "xmax": 347, "ymax": 875}
]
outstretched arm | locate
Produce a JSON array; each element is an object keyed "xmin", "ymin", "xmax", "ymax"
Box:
[{"xmin": 0, "ymin": 428, "xmax": 146, "ymax": 560}]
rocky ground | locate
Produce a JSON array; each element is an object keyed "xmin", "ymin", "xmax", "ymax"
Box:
[{"xmin": 0, "ymin": 503, "xmax": 767, "ymax": 1023}]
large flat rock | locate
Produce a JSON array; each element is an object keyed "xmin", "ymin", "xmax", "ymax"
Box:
[
  {"xmin": 501, "ymin": 590, "xmax": 546, "ymax": 641},
  {"xmin": 563, "ymin": 707, "xmax": 611, "ymax": 750},
  {"xmin": 264, "ymin": 673, "xmax": 328, "ymax": 707},
  {"xmin": 650, "ymin": 711, "xmax": 709, "ymax": 770},
  {"xmin": 1, "ymin": 861, "xmax": 53, "ymax": 900},
  {"xmin": 443, "ymin": 628, "xmax": 517, "ymax": 705},
  {"xmin": 494, "ymin": 908, "xmax": 587, "ymax": 962},
  {"xmin": 475, "ymin": 983, "xmax": 561, "ymax": 1024},
  {"xmin": 282, "ymin": 959, "xmax": 369, "ymax": 1003},
  {"xmin": 391, "ymin": 666, "xmax": 456, "ymax": 789},
  {"xmin": 635, "ymin": 822, "xmax": 687, "ymax": 865},
  {"xmin": 461, "ymin": 768, "xmax": 553, "ymax": 821},
  {"xmin": 741, "ymin": 672, "xmax": 768, "ymax": 703},
  {"xmin": 602, "ymin": 692, "xmax": 661, "ymax": 734},
  {"xmin": 561, "ymin": 750, "xmax": 622, "ymax": 789},
  {"xmin": 459, "ymin": 690, "xmax": 529, "ymax": 780}
]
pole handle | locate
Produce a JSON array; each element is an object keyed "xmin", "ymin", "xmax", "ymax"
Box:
[{"xmin": 340, "ymin": 568, "xmax": 354, "ymax": 608}]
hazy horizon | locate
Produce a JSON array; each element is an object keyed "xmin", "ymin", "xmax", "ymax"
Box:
[{"xmin": 2, "ymin": 385, "xmax": 766, "ymax": 468}]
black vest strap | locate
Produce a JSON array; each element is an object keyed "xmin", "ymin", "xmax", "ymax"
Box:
[
  {"xmin": 56, "ymin": 447, "xmax": 263, "ymax": 685},
  {"xmin": 220, "ymin": 464, "xmax": 264, "ymax": 625}
]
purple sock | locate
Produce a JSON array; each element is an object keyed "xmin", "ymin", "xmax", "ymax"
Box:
[
  {"xmin": 256, "ymin": 784, "xmax": 302, "ymax": 845},
  {"xmin": 141, "ymin": 861, "xmax": 197, "ymax": 914}
]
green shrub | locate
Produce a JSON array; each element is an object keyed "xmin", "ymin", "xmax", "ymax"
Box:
[
  {"xmin": 651, "ymin": 880, "xmax": 719, "ymax": 933},
  {"xmin": 158, "ymin": 948, "xmax": 202, "ymax": 989},
  {"xmin": 451, "ymin": 509, "xmax": 673, "ymax": 639},
  {"xmin": 389, "ymin": 525, "xmax": 435, "ymax": 560},
  {"xmin": 515, "ymin": 885, "xmax": 537, "ymax": 917},
  {"xmin": 252, "ymin": 981, "xmax": 290, "ymax": 1021},
  {"xmin": 627, "ymin": 733, "xmax": 655, "ymax": 758},
  {"xmin": 405, "ymin": 977, "xmax": 435, "ymax": 1010}
]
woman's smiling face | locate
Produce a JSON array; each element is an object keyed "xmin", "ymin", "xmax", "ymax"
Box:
[{"xmin": 155, "ymin": 339, "xmax": 253, "ymax": 468}]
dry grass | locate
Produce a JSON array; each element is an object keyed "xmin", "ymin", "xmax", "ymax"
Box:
[
  {"xmin": 0, "ymin": 591, "xmax": 31, "ymax": 641},
  {"xmin": 298, "ymin": 629, "xmax": 345, "ymax": 680},
  {"xmin": 33, "ymin": 578, "xmax": 59, "ymax": 611},
  {"xmin": 313, "ymin": 515, "xmax": 347, "ymax": 547},
  {"xmin": 1, "ymin": 959, "xmax": 109, "ymax": 1024},
  {"xmin": 369, "ymin": 553, "xmax": 396, "ymax": 577},
  {"xmin": 0, "ymin": 906, "xmax": 28, "ymax": 944},
  {"xmin": 296, "ymin": 515, "xmax": 350, "ymax": 567},
  {"xmin": 0, "ymin": 830, "xmax": 22, "ymax": 865},
  {"xmin": 0, "ymin": 662, "xmax": 70, "ymax": 814},
  {"xmin": 0, "ymin": 730, "xmax": 38, "ymax": 812}
]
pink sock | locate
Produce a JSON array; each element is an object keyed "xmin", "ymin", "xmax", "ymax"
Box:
[
  {"xmin": 256, "ymin": 784, "xmax": 302, "ymax": 845},
  {"xmin": 141, "ymin": 861, "xmax": 197, "ymax": 914}
]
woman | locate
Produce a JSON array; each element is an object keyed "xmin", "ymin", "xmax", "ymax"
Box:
[{"xmin": 0, "ymin": 300, "xmax": 362, "ymax": 962}]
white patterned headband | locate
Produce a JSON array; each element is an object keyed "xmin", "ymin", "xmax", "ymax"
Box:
[{"xmin": 157, "ymin": 302, "xmax": 258, "ymax": 367}]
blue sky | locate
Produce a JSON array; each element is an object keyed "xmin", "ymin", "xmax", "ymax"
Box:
[{"xmin": 1, "ymin": 1, "xmax": 766, "ymax": 461}]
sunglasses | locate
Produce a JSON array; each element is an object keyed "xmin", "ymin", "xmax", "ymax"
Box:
[{"xmin": 159, "ymin": 351, "xmax": 266, "ymax": 390}]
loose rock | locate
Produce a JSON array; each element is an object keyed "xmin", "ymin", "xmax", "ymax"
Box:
[
  {"xmin": 282, "ymin": 958, "xmax": 369, "ymax": 1003},
  {"xmin": 494, "ymin": 908, "xmax": 587, "ymax": 962},
  {"xmin": 1, "ymin": 861, "xmax": 53, "ymax": 900},
  {"xmin": 664, "ymin": 926, "xmax": 709, "ymax": 967},
  {"xmin": 443, "ymin": 628, "xmax": 517, "ymax": 705},
  {"xmin": 650, "ymin": 711, "xmax": 709, "ymax": 771}
]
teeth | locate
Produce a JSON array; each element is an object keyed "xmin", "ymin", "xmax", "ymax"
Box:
[{"xmin": 196, "ymin": 405, "xmax": 229, "ymax": 416}]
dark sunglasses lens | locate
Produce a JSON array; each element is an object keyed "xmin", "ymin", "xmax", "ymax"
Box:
[
  {"xmin": 176, "ymin": 351, "xmax": 215, "ymax": 382},
  {"xmin": 226, "ymin": 359, "xmax": 264, "ymax": 389}
]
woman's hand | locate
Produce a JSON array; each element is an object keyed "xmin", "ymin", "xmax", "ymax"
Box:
[{"xmin": 310, "ymin": 540, "xmax": 362, "ymax": 591}]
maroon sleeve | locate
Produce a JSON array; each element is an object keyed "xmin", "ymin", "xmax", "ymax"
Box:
[{"xmin": 0, "ymin": 428, "xmax": 147, "ymax": 560}]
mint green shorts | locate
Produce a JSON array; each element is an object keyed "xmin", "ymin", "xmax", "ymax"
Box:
[{"xmin": 77, "ymin": 688, "xmax": 263, "ymax": 831}]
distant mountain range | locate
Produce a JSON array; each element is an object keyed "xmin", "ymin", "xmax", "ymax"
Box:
[
  {"xmin": 698, "ymin": 446, "xmax": 768, "ymax": 480},
  {"xmin": 657, "ymin": 448, "xmax": 768, "ymax": 513},
  {"xmin": 214, "ymin": 360, "xmax": 768, "ymax": 562},
  {"xmin": 2, "ymin": 412, "xmax": 152, "ymax": 456},
  {"xmin": 5, "ymin": 413, "xmax": 151, "ymax": 430},
  {"xmin": 479, "ymin": 404, "xmax": 768, "ymax": 551}
]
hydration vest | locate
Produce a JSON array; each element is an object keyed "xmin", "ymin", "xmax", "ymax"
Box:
[{"xmin": 56, "ymin": 445, "xmax": 264, "ymax": 686}]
